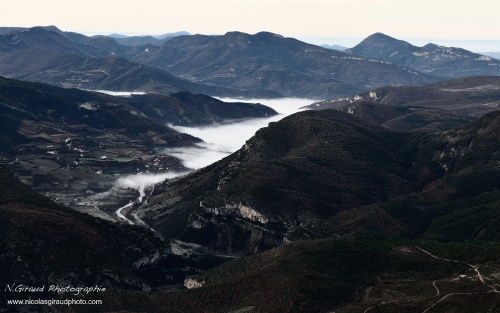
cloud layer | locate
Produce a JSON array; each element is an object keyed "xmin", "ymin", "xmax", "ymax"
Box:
[{"xmin": 166, "ymin": 98, "xmax": 314, "ymax": 170}]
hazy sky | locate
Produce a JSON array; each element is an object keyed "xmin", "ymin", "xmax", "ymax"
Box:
[{"xmin": 2, "ymin": 0, "xmax": 500, "ymax": 51}]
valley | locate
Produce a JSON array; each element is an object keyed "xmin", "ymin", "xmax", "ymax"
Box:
[
  {"xmin": 100, "ymin": 97, "xmax": 313, "ymax": 225},
  {"xmin": 1, "ymin": 23, "xmax": 500, "ymax": 313},
  {"xmin": 0, "ymin": 77, "xmax": 280, "ymax": 224}
]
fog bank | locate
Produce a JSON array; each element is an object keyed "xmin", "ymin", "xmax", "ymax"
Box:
[
  {"xmin": 91, "ymin": 90, "xmax": 146, "ymax": 97},
  {"xmin": 110, "ymin": 98, "xmax": 314, "ymax": 205},
  {"xmin": 167, "ymin": 98, "xmax": 315, "ymax": 170},
  {"xmin": 115, "ymin": 171, "xmax": 188, "ymax": 201}
]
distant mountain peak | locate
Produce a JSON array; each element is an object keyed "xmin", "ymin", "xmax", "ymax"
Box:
[
  {"xmin": 154, "ymin": 31, "xmax": 190, "ymax": 39},
  {"xmin": 222, "ymin": 31, "xmax": 285, "ymax": 40},
  {"xmin": 29, "ymin": 25, "xmax": 62, "ymax": 33},
  {"xmin": 108, "ymin": 33, "xmax": 128, "ymax": 38},
  {"xmin": 321, "ymin": 44, "xmax": 348, "ymax": 51},
  {"xmin": 254, "ymin": 31, "xmax": 284, "ymax": 38},
  {"xmin": 422, "ymin": 43, "xmax": 441, "ymax": 49},
  {"xmin": 224, "ymin": 31, "xmax": 248, "ymax": 36},
  {"xmin": 42, "ymin": 25, "xmax": 62, "ymax": 32},
  {"xmin": 370, "ymin": 32, "xmax": 394, "ymax": 38},
  {"xmin": 349, "ymin": 33, "xmax": 500, "ymax": 79},
  {"xmin": 360, "ymin": 32, "xmax": 413, "ymax": 47}
]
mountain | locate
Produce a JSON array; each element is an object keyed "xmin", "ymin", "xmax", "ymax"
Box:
[
  {"xmin": 347, "ymin": 33, "xmax": 500, "ymax": 78},
  {"xmin": 0, "ymin": 165, "xmax": 227, "ymax": 312},
  {"xmin": 108, "ymin": 33, "xmax": 129, "ymax": 38},
  {"xmin": 107, "ymin": 31, "xmax": 190, "ymax": 45},
  {"xmin": 86, "ymin": 109, "xmax": 500, "ymax": 313},
  {"xmin": 125, "ymin": 91, "xmax": 277, "ymax": 126},
  {"xmin": 0, "ymin": 27, "xmax": 281, "ymax": 98},
  {"xmin": 0, "ymin": 26, "xmax": 108, "ymax": 57},
  {"xmin": 3, "ymin": 79, "xmax": 500, "ymax": 313},
  {"xmin": 126, "ymin": 31, "xmax": 434, "ymax": 98},
  {"xmin": 5, "ymin": 161, "xmax": 499, "ymax": 313},
  {"xmin": 111, "ymin": 236, "xmax": 497, "ymax": 313},
  {"xmin": 306, "ymin": 76, "xmax": 500, "ymax": 131},
  {"xmin": 92, "ymin": 34, "xmax": 169, "ymax": 47},
  {"xmin": 320, "ymin": 44, "xmax": 348, "ymax": 51},
  {"xmin": 0, "ymin": 48, "xmax": 282, "ymax": 98},
  {"xmin": 136, "ymin": 106, "xmax": 500, "ymax": 256},
  {"xmin": 112, "ymin": 32, "xmax": 190, "ymax": 46},
  {"xmin": 154, "ymin": 31, "xmax": 191, "ymax": 39},
  {"xmin": 0, "ymin": 26, "xmax": 30, "ymax": 35},
  {"xmin": 0, "ymin": 76, "xmax": 276, "ymax": 219},
  {"xmin": 5, "ymin": 27, "xmax": 500, "ymax": 100},
  {"xmin": 481, "ymin": 51, "xmax": 500, "ymax": 60},
  {"xmin": 113, "ymin": 35, "xmax": 169, "ymax": 46},
  {"xmin": 0, "ymin": 26, "xmax": 134, "ymax": 55},
  {"xmin": 136, "ymin": 110, "xmax": 419, "ymax": 255}
]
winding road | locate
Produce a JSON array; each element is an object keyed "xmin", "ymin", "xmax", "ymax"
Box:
[
  {"xmin": 414, "ymin": 246, "xmax": 499, "ymax": 294},
  {"xmin": 116, "ymin": 202, "xmax": 134, "ymax": 225},
  {"xmin": 363, "ymin": 246, "xmax": 499, "ymax": 313}
]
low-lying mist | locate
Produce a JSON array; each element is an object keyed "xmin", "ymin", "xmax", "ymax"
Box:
[
  {"xmin": 166, "ymin": 97, "xmax": 315, "ymax": 170},
  {"xmin": 115, "ymin": 171, "xmax": 188, "ymax": 202},
  {"xmin": 91, "ymin": 90, "xmax": 146, "ymax": 97},
  {"xmin": 112, "ymin": 98, "xmax": 314, "ymax": 202}
]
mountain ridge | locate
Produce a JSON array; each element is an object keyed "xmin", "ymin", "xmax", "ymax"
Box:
[
  {"xmin": 137, "ymin": 110, "xmax": 420, "ymax": 254},
  {"xmin": 347, "ymin": 32, "xmax": 500, "ymax": 78},
  {"xmin": 0, "ymin": 27, "xmax": 282, "ymax": 98},
  {"xmin": 307, "ymin": 76, "xmax": 500, "ymax": 131},
  {"xmin": 0, "ymin": 76, "xmax": 277, "ymax": 220},
  {"xmin": 125, "ymin": 30, "xmax": 434, "ymax": 98},
  {"xmin": 137, "ymin": 106, "xmax": 500, "ymax": 255}
]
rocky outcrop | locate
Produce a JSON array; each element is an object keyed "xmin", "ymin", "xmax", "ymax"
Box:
[{"xmin": 184, "ymin": 278, "xmax": 205, "ymax": 289}]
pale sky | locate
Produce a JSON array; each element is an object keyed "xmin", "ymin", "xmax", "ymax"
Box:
[{"xmin": 2, "ymin": 0, "xmax": 500, "ymax": 51}]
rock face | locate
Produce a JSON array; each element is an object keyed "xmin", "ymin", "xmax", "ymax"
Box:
[{"xmin": 347, "ymin": 33, "xmax": 500, "ymax": 78}]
